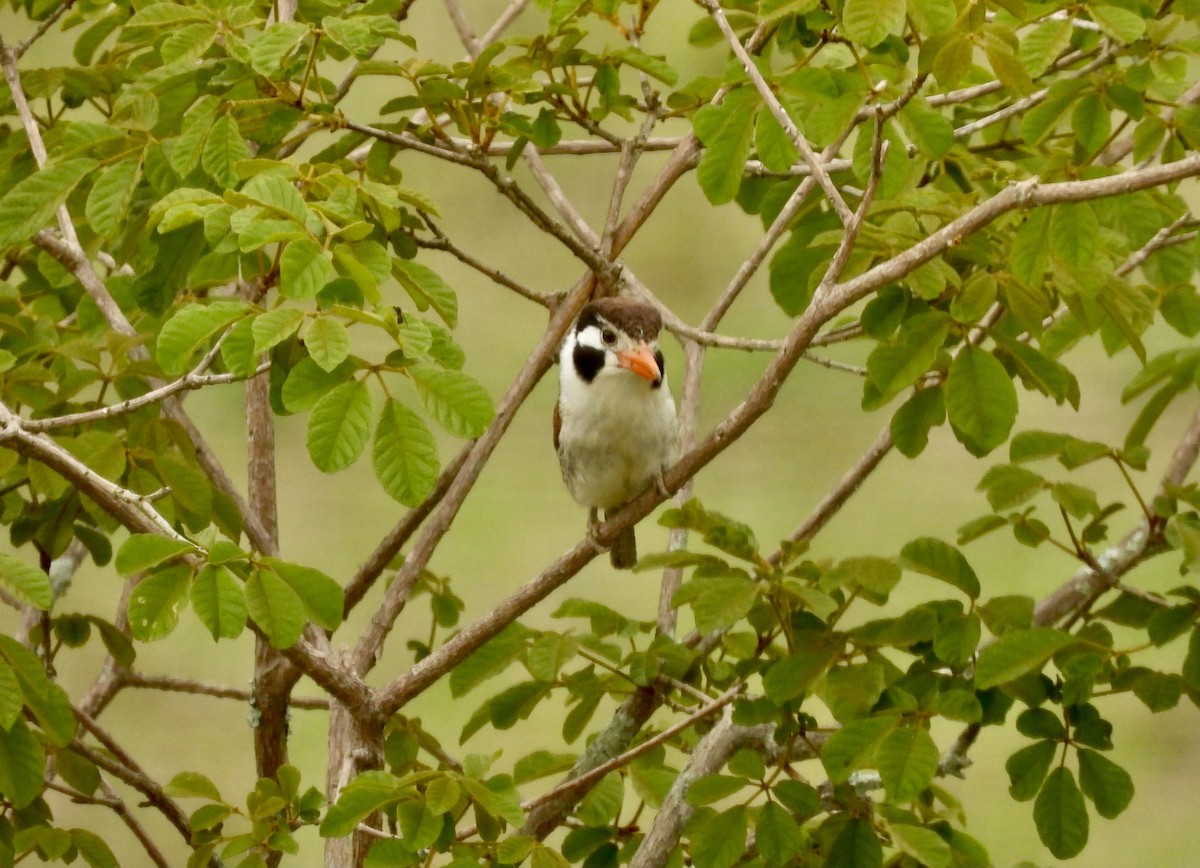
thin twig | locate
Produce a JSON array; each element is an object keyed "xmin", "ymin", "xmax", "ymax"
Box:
[
  {"xmin": 0, "ymin": 400, "xmax": 192, "ymax": 543},
  {"xmin": 694, "ymin": 0, "xmax": 853, "ymax": 225},
  {"xmin": 487, "ymin": 684, "xmax": 742, "ymax": 841},
  {"xmin": 122, "ymin": 671, "xmax": 328, "ymax": 708},
  {"xmin": 441, "ymin": 0, "xmax": 480, "ymax": 55},
  {"xmin": 72, "ymin": 711, "xmax": 196, "ymax": 848},
  {"xmin": 418, "ymin": 222, "xmax": 552, "ymax": 307},
  {"xmin": 24, "ymin": 361, "xmax": 268, "ymax": 433}
]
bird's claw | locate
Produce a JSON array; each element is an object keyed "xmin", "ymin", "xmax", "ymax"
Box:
[
  {"xmin": 585, "ymin": 508, "xmax": 607, "ymax": 554},
  {"xmin": 654, "ymin": 472, "xmax": 670, "ymax": 498}
]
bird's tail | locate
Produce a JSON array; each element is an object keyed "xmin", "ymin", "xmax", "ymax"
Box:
[{"xmin": 607, "ymin": 517, "xmax": 637, "ymax": 569}]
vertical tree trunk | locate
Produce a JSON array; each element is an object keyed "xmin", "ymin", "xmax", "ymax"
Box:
[{"xmin": 325, "ymin": 668, "xmax": 386, "ymax": 868}]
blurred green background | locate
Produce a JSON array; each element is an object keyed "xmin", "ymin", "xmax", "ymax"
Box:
[{"xmin": 3, "ymin": 1, "xmax": 1200, "ymax": 865}]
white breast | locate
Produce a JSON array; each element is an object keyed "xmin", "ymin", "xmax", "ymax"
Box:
[{"xmin": 557, "ymin": 351, "xmax": 677, "ymax": 511}]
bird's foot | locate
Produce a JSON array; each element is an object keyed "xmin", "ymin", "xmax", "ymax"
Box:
[
  {"xmin": 585, "ymin": 508, "xmax": 606, "ymax": 554},
  {"xmin": 654, "ymin": 472, "xmax": 670, "ymax": 498}
]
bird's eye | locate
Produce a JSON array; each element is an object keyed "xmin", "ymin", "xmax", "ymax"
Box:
[{"xmin": 601, "ymin": 328, "xmax": 617, "ymax": 346}]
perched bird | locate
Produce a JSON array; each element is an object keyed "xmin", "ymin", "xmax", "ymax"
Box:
[{"xmin": 555, "ymin": 297, "xmax": 678, "ymax": 568}]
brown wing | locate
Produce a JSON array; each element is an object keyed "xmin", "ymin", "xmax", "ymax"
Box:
[{"xmin": 552, "ymin": 399, "xmax": 562, "ymax": 451}]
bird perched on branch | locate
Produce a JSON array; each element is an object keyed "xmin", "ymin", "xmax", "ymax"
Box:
[{"xmin": 555, "ymin": 297, "xmax": 678, "ymax": 568}]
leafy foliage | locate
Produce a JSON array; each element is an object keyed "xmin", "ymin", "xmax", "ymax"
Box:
[{"xmin": 0, "ymin": 0, "xmax": 1199, "ymax": 865}]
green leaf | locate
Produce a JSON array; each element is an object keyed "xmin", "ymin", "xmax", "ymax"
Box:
[
  {"xmin": 888, "ymin": 824, "xmax": 951, "ymax": 868},
  {"xmin": 932, "ymin": 689, "xmax": 982, "ymax": 723},
  {"xmin": 70, "ymin": 828, "xmax": 119, "ymax": 868},
  {"xmin": 409, "ymin": 365, "xmax": 494, "ymax": 438},
  {"xmin": 821, "ymin": 716, "xmax": 896, "ymax": 783},
  {"xmin": 747, "ymin": 803, "xmax": 796, "ymax": 867},
  {"xmin": 1183, "ymin": 627, "xmax": 1200, "ymax": 692},
  {"xmin": 998, "ymin": 339, "xmax": 1079, "ymax": 408},
  {"xmin": 306, "ymin": 317, "xmax": 351, "ymax": 372},
  {"xmin": 549, "ymin": 0, "xmax": 588, "ymax": 29},
  {"xmin": 1021, "ymin": 82, "xmax": 1084, "ymax": 144},
  {"xmin": 1072, "ymin": 93, "xmax": 1112, "ymax": 156},
  {"xmin": 762, "ymin": 636, "xmax": 841, "ymax": 703},
  {"xmin": 1076, "ymin": 748, "xmax": 1134, "ymax": 819},
  {"xmin": 611, "ymin": 47, "xmax": 678, "ymax": 86},
  {"xmin": 1006, "ymin": 740, "xmax": 1057, "ymax": 801},
  {"xmin": 978, "ymin": 464, "xmax": 1046, "ymax": 511},
  {"xmin": 983, "ymin": 34, "xmax": 1033, "ymax": 96},
  {"xmin": 156, "ymin": 300, "xmax": 249, "ymax": 375},
  {"xmin": 891, "ymin": 386, "xmax": 945, "ymax": 458},
  {"xmin": 1018, "ymin": 18, "xmax": 1071, "ymax": 76},
  {"xmin": 865, "ymin": 312, "xmax": 951, "ymax": 409},
  {"xmin": 825, "ymin": 816, "xmax": 883, "ymax": 868},
  {"xmin": 307, "ymin": 380, "xmax": 373, "ymax": 473},
  {"xmin": 898, "ymin": 99, "xmax": 953, "ymax": 159},
  {"xmin": 760, "ymin": 0, "xmax": 820, "ymax": 19},
  {"xmin": 1034, "ymin": 767, "xmax": 1089, "ymax": 859},
  {"xmin": 828, "ymin": 556, "xmax": 901, "ymax": 604},
  {"xmin": 0, "ymin": 552, "xmax": 52, "ymax": 610},
  {"xmin": 694, "ymin": 89, "xmax": 758, "ymax": 205},
  {"xmin": 952, "ymin": 271, "xmax": 998, "ymax": 324},
  {"xmin": 1129, "ymin": 668, "xmax": 1182, "ymax": 711},
  {"xmin": 264, "ymin": 559, "xmax": 344, "ymax": 631},
  {"xmin": 320, "ymin": 771, "xmax": 406, "ymax": 837},
  {"xmin": 1051, "ymin": 482, "xmax": 1099, "ymax": 520},
  {"xmin": 125, "ymin": 3, "xmax": 210, "ymax": 29},
  {"xmin": 0, "ymin": 635, "xmax": 76, "ymax": 745},
  {"xmin": 1010, "ymin": 209, "xmax": 1050, "ymax": 289},
  {"xmin": 449, "ymin": 624, "xmax": 531, "ymax": 697},
  {"xmin": 202, "ymin": 114, "xmax": 251, "ymax": 188},
  {"xmin": 425, "ymin": 775, "xmax": 460, "ymax": 815},
  {"xmin": 373, "ymin": 398, "xmax": 439, "ymax": 507},
  {"xmin": 0, "ymin": 718, "xmax": 46, "ymax": 808},
  {"xmin": 945, "ymin": 346, "xmax": 1018, "ymax": 457},
  {"xmin": 932, "ymin": 613, "xmax": 978, "ymax": 670},
  {"xmin": 974, "ymin": 627, "xmax": 1074, "ymax": 689},
  {"xmin": 169, "ymin": 96, "xmax": 219, "ymax": 176},
  {"xmin": 755, "ymin": 109, "xmax": 799, "ymax": 173},
  {"xmin": 252, "ymin": 307, "xmax": 305, "ymax": 355},
  {"xmin": 907, "ymin": 0, "xmax": 956, "ymax": 33},
  {"xmin": 932, "ymin": 35, "xmax": 973, "ymax": 89},
  {"xmin": 190, "ymin": 565, "xmax": 247, "ymax": 640},
  {"xmin": 129, "ymin": 566, "xmax": 192, "ymax": 641},
  {"xmin": 898, "ymin": 537, "xmax": 980, "ymax": 599},
  {"xmin": 843, "ymin": 0, "xmax": 905, "ymax": 46},
  {"xmin": 0, "ymin": 157, "xmax": 97, "ymax": 248},
  {"xmin": 246, "ymin": 569, "xmax": 306, "ymax": 649},
  {"xmin": 677, "ymin": 573, "xmax": 758, "ymax": 634},
  {"xmin": 165, "ymin": 770, "xmax": 223, "ymax": 801},
  {"xmin": 240, "ymin": 173, "xmax": 310, "ymax": 222},
  {"xmin": 876, "ymin": 726, "xmax": 939, "ymax": 802},
  {"xmin": 250, "ymin": 21, "xmax": 310, "ymax": 76},
  {"xmin": 221, "ymin": 317, "xmax": 259, "ymax": 378},
  {"xmin": 461, "ymin": 774, "xmax": 525, "ymax": 825},
  {"xmin": 281, "ymin": 239, "xmax": 335, "ymax": 300},
  {"xmin": 689, "ymin": 806, "xmax": 747, "ymax": 868},
  {"xmin": 0, "ymin": 659, "xmax": 20, "ymax": 730},
  {"xmin": 282, "ymin": 357, "xmax": 355, "ymax": 413},
  {"xmin": 85, "ymin": 157, "xmax": 141, "ymax": 238},
  {"xmin": 1048, "ymin": 203, "xmax": 1098, "ymax": 271},
  {"xmin": 1088, "ymin": 5, "xmax": 1145, "ymax": 42},
  {"xmin": 393, "ymin": 259, "xmax": 459, "ymax": 328}
]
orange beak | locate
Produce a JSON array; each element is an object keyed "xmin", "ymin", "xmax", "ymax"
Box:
[{"xmin": 617, "ymin": 342, "xmax": 661, "ymax": 384}]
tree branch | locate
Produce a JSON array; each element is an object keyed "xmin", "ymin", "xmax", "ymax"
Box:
[
  {"xmin": 0, "ymin": 401, "xmax": 191, "ymax": 542},
  {"xmin": 352, "ymin": 276, "xmax": 596, "ymax": 677}
]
